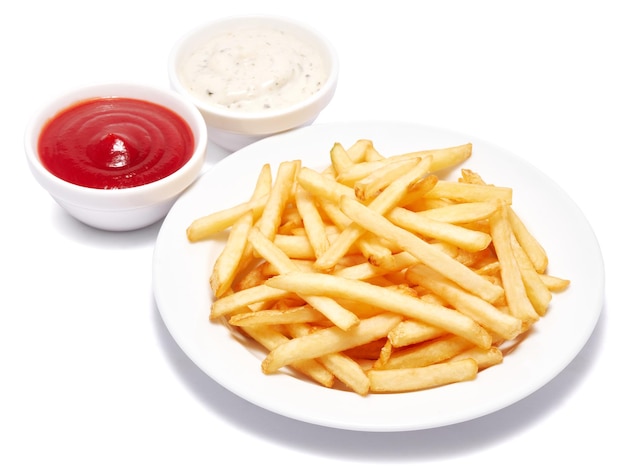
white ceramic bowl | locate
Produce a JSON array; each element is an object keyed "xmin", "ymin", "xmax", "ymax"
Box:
[
  {"xmin": 24, "ymin": 83, "xmax": 208, "ymax": 231},
  {"xmin": 168, "ymin": 15, "xmax": 339, "ymax": 151}
]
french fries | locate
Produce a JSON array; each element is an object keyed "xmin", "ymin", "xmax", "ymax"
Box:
[{"xmin": 187, "ymin": 139, "xmax": 569, "ymax": 395}]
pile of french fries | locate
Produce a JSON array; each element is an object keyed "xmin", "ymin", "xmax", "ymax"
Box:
[{"xmin": 186, "ymin": 139, "xmax": 569, "ymax": 395}]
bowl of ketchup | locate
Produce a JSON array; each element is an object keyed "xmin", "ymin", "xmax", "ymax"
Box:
[{"xmin": 25, "ymin": 83, "xmax": 208, "ymax": 231}]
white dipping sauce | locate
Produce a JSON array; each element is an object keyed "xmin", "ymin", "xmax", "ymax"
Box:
[{"xmin": 180, "ymin": 27, "xmax": 328, "ymax": 112}]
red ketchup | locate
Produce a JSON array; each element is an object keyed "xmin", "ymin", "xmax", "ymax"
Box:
[{"xmin": 38, "ymin": 97, "xmax": 195, "ymax": 189}]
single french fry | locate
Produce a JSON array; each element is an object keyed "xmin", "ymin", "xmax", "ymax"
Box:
[
  {"xmin": 489, "ymin": 203, "xmax": 540, "ymax": 323},
  {"xmin": 211, "ymin": 284, "xmax": 293, "ymax": 319},
  {"xmin": 186, "ymin": 163, "xmax": 272, "ymax": 241},
  {"xmin": 330, "ymin": 142, "xmax": 355, "ymax": 174},
  {"xmin": 228, "ymin": 305, "xmax": 327, "ymax": 327},
  {"xmin": 265, "ymin": 272, "xmax": 492, "ymax": 349},
  {"xmin": 297, "ymin": 166, "xmax": 354, "ymax": 204},
  {"xmin": 538, "ymin": 273, "xmax": 571, "ymax": 292},
  {"xmin": 506, "ymin": 205, "xmax": 549, "ymax": 273},
  {"xmin": 376, "ymin": 334, "xmax": 474, "ymax": 370},
  {"xmin": 412, "ymin": 201, "xmax": 499, "ymax": 224},
  {"xmin": 210, "ymin": 211, "xmax": 254, "ymax": 298},
  {"xmin": 255, "ymin": 160, "xmax": 300, "ymax": 242},
  {"xmin": 367, "ymin": 358, "xmax": 478, "ymax": 393},
  {"xmin": 387, "ymin": 320, "xmax": 445, "ymax": 348},
  {"xmin": 317, "ymin": 352, "xmax": 371, "ymax": 396},
  {"xmin": 451, "ymin": 346, "xmax": 503, "ymax": 370},
  {"xmin": 186, "ymin": 194, "xmax": 269, "ymax": 242},
  {"xmin": 424, "ymin": 180, "xmax": 513, "ymax": 204},
  {"xmin": 294, "ymin": 188, "xmax": 330, "ymax": 259},
  {"xmin": 392, "ymin": 143, "xmax": 473, "ymax": 174},
  {"xmin": 511, "ymin": 235, "xmax": 552, "ymax": 315},
  {"xmin": 346, "ymin": 139, "xmax": 373, "ymax": 163},
  {"xmin": 387, "ymin": 207, "xmax": 492, "ymax": 252},
  {"xmin": 339, "ymin": 196, "xmax": 504, "ymax": 304},
  {"xmin": 261, "ymin": 312, "xmax": 403, "ymax": 373}
]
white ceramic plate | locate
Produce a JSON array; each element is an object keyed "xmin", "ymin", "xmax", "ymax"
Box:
[{"xmin": 152, "ymin": 121, "xmax": 604, "ymax": 432}]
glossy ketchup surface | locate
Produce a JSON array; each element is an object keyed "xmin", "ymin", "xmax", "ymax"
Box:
[{"xmin": 38, "ymin": 97, "xmax": 195, "ymax": 189}]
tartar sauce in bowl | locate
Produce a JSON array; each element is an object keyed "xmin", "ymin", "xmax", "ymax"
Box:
[
  {"xmin": 180, "ymin": 27, "xmax": 328, "ymax": 113},
  {"xmin": 169, "ymin": 15, "xmax": 339, "ymax": 151}
]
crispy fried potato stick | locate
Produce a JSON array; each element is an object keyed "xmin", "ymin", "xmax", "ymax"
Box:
[
  {"xmin": 210, "ymin": 210, "xmax": 254, "ymax": 298},
  {"xmin": 186, "ymin": 164, "xmax": 272, "ymax": 242},
  {"xmin": 451, "ymin": 346, "xmax": 503, "ymax": 370},
  {"xmin": 387, "ymin": 320, "xmax": 445, "ymax": 348},
  {"xmin": 409, "ymin": 201, "xmax": 499, "ymax": 224},
  {"xmin": 294, "ymin": 187, "xmax": 330, "ymax": 259},
  {"xmin": 261, "ymin": 312, "xmax": 403, "ymax": 373},
  {"xmin": 387, "ymin": 207, "xmax": 492, "ymax": 252},
  {"xmin": 375, "ymin": 334, "xmax": 474, "ymax": 370},
  {"xmin": 424, "ymin": 180, "xmax": 512, "ymax": 203},
  {"xmin": 489, "ymin": 203, "xmax": 540, "ymax": 323},
  {"xmin": 367, "ymin": 358, "xmax": 478, "ymax": 393},
  {"xmin": 229, "ymin": 305, "xmax": 328, "ymax": 327},
  {"xmin": 506, "ymin": 205, "xmax": 549, "ymax": 273}
]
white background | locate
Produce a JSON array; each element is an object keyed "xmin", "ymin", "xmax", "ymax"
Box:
[{"xmin": 1, "ymin": 1, "xmax": 622, "ymax": 468}]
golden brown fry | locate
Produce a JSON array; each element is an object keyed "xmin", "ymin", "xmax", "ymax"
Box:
[
  {"xmin": 376, "ymin": 334, "xmax": 473, "ymax": 370},
  {"xmin": 261, "ymin": 313, "xmax": 403, "ymax": 374},
  {"xmin": 330, "ymin": 142, "xmax": 355, "ymax": 174},
  {"xmin": 489, "ymin": 203, "xmax": 540, "ymax": 323},
  {"xmin": 538, "ymin": 273, "xmax": 571, "ymax": 292},
  {"xmin": 294, "ymin": 188, "xmax": 330, "ymax": 259},
  {"xmin": 228, "ymin": 305, "xmax": 327, "ymax": 327},
  {"xmin": 506, "ymin": 205, "xmax": 549, "ymax": 273},
  {"xmin": 398, "ymin": 143, "xmax": 473, "ymax": 174},
  {"xmin": 211, "ymin": 284, "xmax": 293, "ymax": 319},
  {"xmin": 424, "ymin": 180, "xmax": 513, "ymax": 204},
  {"xmin": 387, "ymin": 207, "xmax": 492, "ymax": 252},
  {"xmin": 451, "ymin": 346, "xmax": 503, "ymax": 370},
  {"xmin": 186, "ymin": 194, "xmax": 269, "ymax": 242},
  {"xmin": 367, "ymin": 358, "xmax": 478, "ymax": 393},
  {"xmin": 388, "ymin": 320, "xmax": 445, "ymax": 348},
  {"xmin": 345, "ymin": 139, "xmax": 373, "ymax": 163},
  {"xmin": 210, "ymin": 211, "xmax": 254, "ymax": 298},
  {"xmin": 511, "ymin": 235, "xmax": 552, "ymax": 315},
  {"xmin": 412, "ymin": 201, "xmax": 499, "ymax": 224},
  {"xmin": 186, "ymin": 163, "xmax": 272, "ymax": 242},
  {"xmin": 255, "ymin": 160, "xmax": 300, "ymax": 242}
]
